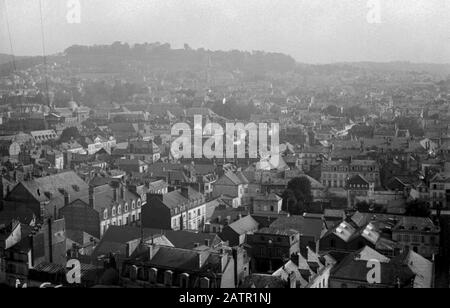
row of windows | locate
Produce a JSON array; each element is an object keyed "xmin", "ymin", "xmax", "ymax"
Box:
[
  {"xmin": 104, "ymin": 200, "xmax": 141, "ymax": 219},
  {"xmin": 172, "ymin": 200, "xmax": 206, "ymax": 215},
  {"xmin": 122, "ymin": 266, "xmax": 211, "ymax": 288},
  {"xmin": 322, "ymin": 180, "xmax": 345, "ymax": 188},
  {"xmin": 258, "ymin": 247, "xmax": 287, "ymax": 258},
  {"xmin": 395, "ymin": 234, "xmax": 436, "ymax": 245},
  {"xmin": 256, "ymin": 205, "xmax": 276, "ymax": 212},
  {"xmin": 102, "ymin": 214, "xmax": 139, "ymax": 233}
]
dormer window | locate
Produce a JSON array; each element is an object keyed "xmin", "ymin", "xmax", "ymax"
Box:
[
  {"xmin": 112, "ymin": 207, "xmax": 116, "ymax": 216},
  {"xmin": 164, "ymin": 270, "xmax": 173, "ymax": 286},
  {"xmin": 149, "ymin": 268, "xmax": 158, "ymax": 284},
  {"xmin": 132, "ymin": 201, "xmax": 136, "ymax": 210},
  {"xmin": 104, "ymin": 209, "xmax": 108, "ymax": 220},
  {"xmin": 118, "ymin": 205, "xmax": 122, "ymax": 215},
  {"xmin": 124, "ymin": 203, "xmax": 129, "ymax": 212}
]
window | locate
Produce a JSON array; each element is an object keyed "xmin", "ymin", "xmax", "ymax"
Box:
[
  {"xmin": 137, "ymin": 200, "xmax": 142, "ymax": 208},
  {"xmin": 164, "ymin": 270, "xmax": 173, "ymax": 286},
  {"xmin": 124, "ymin": 203, "xmax": 129, "ymax": 212},
  {"xmin": 180, "ymin": 273, "xmax": 189, "ymax": 288},
  {"xmin": 118, "ymin": 205, "xmax": 122, "ymax": 215},
  {"xmin": 112, "ymin": 207, "xmax": 116, "ymax": 216},
  {"xmin": 330, "ymin": 239, "xmax": 336, "ymax": 248},
  {"xmin": 103, "ymin": 209, "xmax": 108, "ymax": 220},
  {"xmin": 200, "ymin": 277, "xmax": 210, "ymax": 289},
  {"xmin": 430, "ymin": 236, "xmax": 436, "ymax": 245},
  {"xmin": 149, "ymin": 268, "xmax": 158, "ymax": 283},
  {"xmin": 138, "ymin": 268, "xmax": 148, "ymax": 281},
  {"xmin": 132, "ymin": 201, "xmax": 136, "ymax": 210},
  {"xmin": 260, "ymin": 247, "xmax": 265, "ymax": 256}
]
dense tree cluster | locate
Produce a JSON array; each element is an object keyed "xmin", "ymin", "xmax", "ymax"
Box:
[
  {"xmin": 281, "ymin": 177, "xmax": 313, "ymax": 215},
  {"xmin": 64, "ymin": 42, "xmax": 297, "ymax": 74}
]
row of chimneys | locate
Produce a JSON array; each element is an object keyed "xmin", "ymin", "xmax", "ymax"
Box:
[{"xmin": 63, "ymin": 182, "xmax": 127, "ymax": 209}]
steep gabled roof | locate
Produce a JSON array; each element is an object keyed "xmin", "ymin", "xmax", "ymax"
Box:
[
  {"xmin": 15, "ymin": 171, "xmax": 89, "ymax": 206},
  {"xmin": 226, "ymin": 215, "xmax": 259, "ymax": 235}
]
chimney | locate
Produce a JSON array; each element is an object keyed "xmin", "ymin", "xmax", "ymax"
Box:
[
  {"xmin": 64, "ymin": 192, "xmax": 70, "ymax": 207},
  {"xmin": 28, "ymin": 234, "xmax": 35, "ymax": 267},
  {"xmin": 120, "ymin": 184, "xmax": 125, "ymax": 200},
  {"xmin": 147, "ymin": 192, "xmax": 163, "ymax": 202},
  {"xmin": 113, "ymin": 188, "xmax": 118, "ymax": 202},
  {"xmin": 149, "ymin": 244, "xmax": 159, "ymax": 260},
  {"xmin": 89, "ymin": 186, "xmax": 95, "ymax": 208},
  {"xmin": 221, "ymin": 250, "xmax": 228, "ymax": 272},
  {"xmin": 181, "ymin": 185, "xmax": 189, "ymax": 199},
  {"xmin": 47, "ymin": 218, "xmax": 53, "ymax": 263},
  {"xmin": 0, "ymin": 175, "xmax": 3, "ymax": 201}
]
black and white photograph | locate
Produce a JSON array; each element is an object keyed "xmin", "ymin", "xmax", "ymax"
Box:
[{"xmin": 0, "ymin": 0, "xmax": 450, "ymax": 295}]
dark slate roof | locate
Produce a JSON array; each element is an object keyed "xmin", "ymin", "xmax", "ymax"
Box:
[
  {"xmin": 257, "ymin": 227, "xmax": 298, "ymax": 236},
  {"xmin": 226, "ymin": 215, "xmax": 259, "ymax": 235},
  {"xmin": 348, "ymin": 174, "xmax": 370, "ymax": 186},
  {"xmin": 100, "ymin": 226, "xmax": 219, "ymax": 250},
  {"xmin": 89, "ymin": 175, "xmax": 112, "ymax": 187},
  {"xmin": 331, "ymin": 247, "xmax": 415, "ymax": 286},
  {"xmin": 241, "ymin": 274, "xmax": 286, "ymax": 288},
  {"xmin": 159, "ymin": 187, "xmax": 203, "ymax": 210},
  {"xmin": 270, "ymin": 215, "xmax": 323, "ymax": 240},
  {"xmin": 149, "ymin": 246, "xmax": 203, "ymax": 271}
]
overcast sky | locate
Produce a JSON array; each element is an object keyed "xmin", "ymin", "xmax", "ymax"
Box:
[{"xmin": 1, "ymin": 0, "xmax": 450, "ymax": 63}]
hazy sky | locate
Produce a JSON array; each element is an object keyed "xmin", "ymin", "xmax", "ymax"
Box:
[{"xmin": 1, "ymin": 0, "xmax": 450, "ymax": 63}]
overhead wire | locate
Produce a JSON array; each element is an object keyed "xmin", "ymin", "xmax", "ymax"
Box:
[
  {"xmin": 38, "ymin": 0, "xmax": 50, "ymax": 107},
  {"xmin": 3, "ymin": 0, "xmax": 16, "ymax": 72}
]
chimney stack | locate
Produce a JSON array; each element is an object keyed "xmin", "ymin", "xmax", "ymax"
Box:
[
  {"xmin": 149, "ymin": 243, "xmax": 159, "ymax": 260},
  {"xmin": 120, "ymin": 183, "xmax": 125, "ymax": 200},
  {"xmin": 113, "ymin": 188, "xmax": 118, "ymax": 202},
  {"xmin": 181, "ymin": 185, "xmax": 189, "ymax": 199},
  {"xmin": 64, "ymin": 192, "xmax": 70, "ymax": 207},
  {"xmin": 89, "ymin": 186, "xmax": 95, "ymax": 208}
]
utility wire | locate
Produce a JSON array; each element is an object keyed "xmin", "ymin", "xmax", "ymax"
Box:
[
  {"xmin": 3, "ymin": 0, "xmax": 16, "ymax": 72},
  {"xmin": 38, "ymin": 0, "xmax": 50, "ymax": 107}
]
